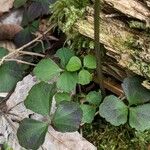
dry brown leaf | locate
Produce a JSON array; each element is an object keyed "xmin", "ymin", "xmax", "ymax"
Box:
[
  {"xmin": 0, "ymin": 24, "xmax": 22, "ymax": 40},
  {"xmin": 0, "ymin": 0, "xmax": 15, "ymax": 16}
]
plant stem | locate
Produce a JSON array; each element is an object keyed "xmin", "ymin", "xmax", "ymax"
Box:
[{"xmin": 94, "ymin": 0, "xmax": 106, "ymax": 97}]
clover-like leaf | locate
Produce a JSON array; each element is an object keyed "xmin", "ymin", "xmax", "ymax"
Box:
[
  {"xmin": 83, "ymin": 54, "xmax": 96, "ymax": 69},
  {"xmin": 25, "ymin": 82, "xmax": 56, "ymax": 116},
  {"xmin": 34, "ymin": 58, "xmax": 62, "ymax": 82},
  {"xmin": 56, "ymin": 72, "xmax": 78, "ymax": 92},
  {"xmin": 129, "ymin": 104, "xmax": 150, "ymax": 131},
  {"xmin": 55, "ymin": 48, "xmax": 75, "ymax": 67},
  {"xmin": 17, "ymin": 118, "xmax": 48, "ymax": 150},
  {"xmin": 55, "ymin": 92, "xmax": 71, "ymax": 105},
  {"xmin": 0, "ymin": 47, "xmax": 8, "ymax": 58},
  {"xmin": 122, "ymin": 76, "xmax": 150, "ymax": 105},
  {"xmin": 86, "ymin": 91, "xmax": 102, "ymax": 106},
  {"xmin": 99, "ymin": 95, "xmax": 128, "ymax": 126},
  {"xmin": 0, "ymin": 62, "xmax": 24, "ymax": 92},
  {"xmin": 0, "ymin": 48, "xmax": 24, "ymax": 92},
  {"xmin": 52, "ymin": 101, "xmax": 83, "ymax": 132},
  {"xmin": 66, "ymin": 56, "xmax": 82, "ymax": 72},
  {"xmin": 78, "ymin": 69, "xmax": 92, "ymax": 85},
  {"xmin": 81, "ymin": 104, "xmax": 96, "ymax": 124}
]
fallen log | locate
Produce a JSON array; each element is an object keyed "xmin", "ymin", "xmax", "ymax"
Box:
[
  {"xmin": 76, "ymin": 7, "xmax": 150, "ymax": 79},
  {"xmin": 51, "ymin": 0, "xmax": 150, "ymax": 79}
]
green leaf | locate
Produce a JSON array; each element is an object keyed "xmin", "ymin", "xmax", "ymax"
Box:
[
  {"xmin": 0, "ymin": 62, "xmax": 23, "ymax": 92},
  {"xmin": 25, "ymin": 82, "xmax": 56, "ymax": 116},
  {"xmin": 55, "ymin": 92, "xmax": 71, "ymax": 105},
  {"xmin": 57, "ymin": 72, "xmax": 78, "ymax": 92},
  {"xmin": 34, "ymin": 58, "xmax": 62, "ymax": 82},
  {"xmin": 122, "ymin": 76, "xmax": 150, "ymax": 105},
  {"xmin": 129, "ymin": 104, "xmax": 150, "ymax": 131},
  {"xmin": 66, "ymin": 56, "xmax": 82, "ymax": 72},
  {"xmin": 99, "ymin": 95, "xmax": 128, "ymax": 126},
  {"xmin": 80, "ymin": 104, "xmax": 96, "ymax": 123},
  {"xmin": 14, "ymin": 20, "xmax": 39, "ymax": 47},
  {"xmin": 14, "ymin": 0, "xmax": 28, "ymax": 8},
  {"xmin": 78, "ymin": 69, "xmax": 92, "ymax": 85},
  {"xmin": 0, "ymin": 47, "xmax": 8, "ymax": 58},
  {"xmin": 86, "ymin": 91, "xmax": 102, "ymax": 106},
  {"xmin": 83, "ymin": 54, "xmax": 96, "ymax": 69},
  {"xmin": 55, "ymin": 48, "xmax": 75, "ymax": 67},
  {"xmin": 52, "ymin": 101, "xmax": 82, "ymax": 132},
  {"xmin": 17, "ymin": 118, "xmax": 48, "ymax": 150}
]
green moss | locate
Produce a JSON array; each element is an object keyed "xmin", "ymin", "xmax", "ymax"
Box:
[
  {"xmin": 50, "ymin": 0, "xmax": 90, "ymax": 38},
  {"xmin": 50, "ymin": 0, "xmax": 94, "ymax": 51},
  {"xmin": 83, "ymin": 124, "xmax": 150, "ymax": 150},
  {"xmin": 129, "ymin": 21, "xmax": 147, "ymax": 30}
]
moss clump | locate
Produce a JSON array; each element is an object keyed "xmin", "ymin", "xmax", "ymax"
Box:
[
  {"xmin": 83, "ymin": 123, "xmax": 150, "ymax": 150},
  {"xmin": 50, "ymin": 0, "xmax": 90, "ymax": 38},
  {"xmin": 128, "ymin": 21, "xmax": 147, "ymax": 30}
]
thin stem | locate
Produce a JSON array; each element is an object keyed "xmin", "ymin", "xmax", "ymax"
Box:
[
  {"xmin": 0, "ymin": 25, "xmax": 54, "ymax": 66},
  {"xmin": 19, "ymin": 51, "xmax": 45, "ymax": 57},
  {"xmin": 94, "ymin": 0, "xmax": 106, "ymax": 97},
  {"xmin": 0, "ymin": 58, "xmax": 36, "ymax": 66}
]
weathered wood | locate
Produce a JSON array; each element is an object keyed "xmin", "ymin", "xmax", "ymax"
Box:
[{"xmin": 76, "ymin": 5, "xmax": 150, "ymax": 79}]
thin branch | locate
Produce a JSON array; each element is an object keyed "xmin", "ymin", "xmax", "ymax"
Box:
[
  {"xmin": 0, "ymin": 58, "xmax": 36, "ymax": 66},
  {"xmin": 19, "ymin": 51, "xmax": 45, "ymax": 57},
  {"xmin": 0, "ymin": 25, "xmax": 54, "ymax": 66}
]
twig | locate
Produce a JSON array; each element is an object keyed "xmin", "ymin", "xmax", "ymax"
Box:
[
  {"xmin": 19, "ymin": 51, "xmax": 45, "ymax": 57},
  {"xmin": 0, "ymin": 58, "xmax": 36, "ymax": 66},
  {"xmin": 0, "ymin": 25, "xmax": 54, "ymax": 66}
]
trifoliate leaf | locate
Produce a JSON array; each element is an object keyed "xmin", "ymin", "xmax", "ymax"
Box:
[
  {"xmin": 55, "ymin": 92, "xmax": 71, "ymax": 105},
  {"xmin": 129, "ymin": 104, "xmax": 150, "ymax": 131},
  {"xmin": 34, "ymin": 58, "xmax": 62, "ymax": 82},
  {"xmin": 99, "ymin": 95, "xmax": 128, "ymax": 126},
  {"xmin": 52, "ymin": 101, "xmax": 82, "ymax": 132},
  {"xmin": 83, "ymin": 54, "xmax": 96, "ymax": 69},
  {"xmin": 86, "ymin": 91, "xmax": 102, "ymax": 106},
  {"xmin": 17, "ymin": 118, "xmax": 48, "ymax": 150},
  {"xmin": 0, "ymin": 62, "xmax": 24, "ymax": 92},
  {"xmin": 0, "ymin": 48, "xmax": 24, "ymax": 92},
  {"xmin": 0, "ymin": 47, "xmax": 8, "ymax": 58},
  {"xmin": 122, "ymin": 76, "xmax": 150, "ymax": 105},
  {"xmin": 25, "ymin": 82, "xmax": 56, "ymax": 116},
  {"xmin": 81, "ymin": 104, "xmax": 96, "ymax": 123},
  {"xmin": 55, "ymin": 48, "xmax": 74, "ymax": 67},
  {"xmin": 66, "ymin": 56, "xmax": 82, "ymax": 72},
  {"xmin": 57, "ymin": 72, "xmax": 78, "ymax": 92},
  {"xmin": 78, "ymin": 69, "xmax": 92, "ymax": 85}
]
